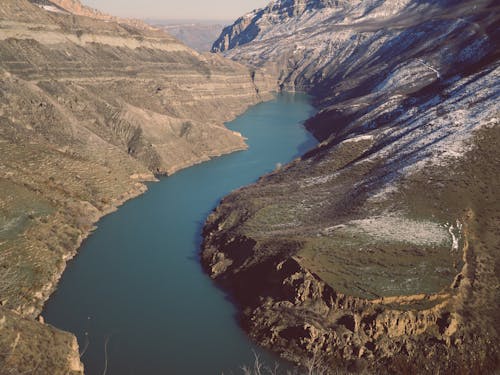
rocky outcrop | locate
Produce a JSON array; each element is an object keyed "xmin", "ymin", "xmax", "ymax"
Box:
[
  {"xmin": 0, "ymin": 306, "xmax": 84, "ymax": 374},
  {"xmin": 205, "ymin": 0, "xmax": 499, "ymax": 372},
  {"xmin": 0, "ymin": 0, "xmax": 275, "ymax": 372}
]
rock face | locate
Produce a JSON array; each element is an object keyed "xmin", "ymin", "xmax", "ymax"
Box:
[
  {"xmin": 0, "ymin": 306, "xmax": 84, "ymax": 375},
  {"xmin": 0, "ymin": 0, "xmax": 274, "ymax": 373},
  {"xmin": 213, "ymin": 0, "xmax": 343, "ymax": 53},
  {"xmin": 204, "ymin": 0, "xmax": 499, "ymax": 372}
]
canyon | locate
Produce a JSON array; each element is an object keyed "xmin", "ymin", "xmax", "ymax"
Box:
[
  {"xmin": 0, "ymin": 0, "xmax": 498, "ymax": 373},
  {"xmin": 0, "ymin": 0, "xmax": 274, "ymax": 373},
  {"xmin": 203, "ymin": 0, "xmax": 499, "ymax": 373}
]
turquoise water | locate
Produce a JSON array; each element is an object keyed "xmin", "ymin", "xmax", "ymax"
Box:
[{"xmin": 43, "ymin": 93, "xmax": 317, "ymax": 375}]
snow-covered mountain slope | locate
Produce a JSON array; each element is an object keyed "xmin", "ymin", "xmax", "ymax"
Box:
[
  {"xmin": 205, "ymin": 0, "xmax": 500, "ymax": 372},
  {"xmin": 214, "ymin": 0, "xmax": 412, "ymax": 53},
  {"xmin": 214, "ymin": 0, "xmax": 498, "ymax": 92}
]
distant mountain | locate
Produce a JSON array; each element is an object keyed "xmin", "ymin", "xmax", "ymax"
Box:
[
  {"xmin": 205, "ymin": 0, "xmax": 500, "ymax": 373},
  {"xmin": 153, "ymin": 22, "xmax": 227, "ymax": 52}
]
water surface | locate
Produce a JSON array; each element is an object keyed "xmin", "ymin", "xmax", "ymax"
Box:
[{"xmin": 43, "ymin": 93, "xmax": 317, "ymax": 374}]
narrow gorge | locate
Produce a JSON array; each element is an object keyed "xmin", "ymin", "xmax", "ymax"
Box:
[
  {"xmin": 0, "ymin": 0, "xmax": 498, "ymax": 374},
  {"xmin": 42, "ymin": 93, "xmax": 317, "ymax": 374}
]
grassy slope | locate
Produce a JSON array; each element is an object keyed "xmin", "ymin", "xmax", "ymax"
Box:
[
  {"xmin": 0, "ymin": 0, "xmax": 274, "ymax": 373},
  {"xmin": 202, "ymin": 1, "xmax": 500, "ymax": 369}
]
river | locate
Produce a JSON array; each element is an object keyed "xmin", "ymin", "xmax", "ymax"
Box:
[{"xmin": 43, "ymin": 93, "xmax": 317, "ymax": 374}]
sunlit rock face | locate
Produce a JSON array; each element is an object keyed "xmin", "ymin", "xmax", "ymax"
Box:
[{"xmin": 206, "ymin": 0, "xmax": 499, "ymax": 372}]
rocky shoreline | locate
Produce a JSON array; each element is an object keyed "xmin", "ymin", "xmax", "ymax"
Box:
[
  {"xmin": 202, "ymin": 114, "xmax": 499, "ymax": 374},
  {"xmin": 203, "ymin": 0, "xmax": 499, "ymax": 372}
]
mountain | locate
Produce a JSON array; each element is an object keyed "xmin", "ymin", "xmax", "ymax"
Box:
[
  {"xmin": 204, "ymin": 0, "xmax": 499, "ymax": 372},
  {"xmin": 36, "ymin": 0, "xmax": 153, "ymax": 30},
  {"xmin": 0, "ymin": 0, "xmax": 274, "ymax": 373},
  {"xmin": 154, "ymin": 22, "xmax": 227, "ymax": 52},
  {"xmin": 212, "ymin": 0, "xmax": 344, "ymax": 53}
]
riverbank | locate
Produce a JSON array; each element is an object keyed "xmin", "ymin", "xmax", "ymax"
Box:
[
  {"xmin": 0, "ymin": 2, "xmax": 278, "ymax": 372},
  {"xmin": 42, "ymin": 93, "xmax": 317, "ymax": 374},
  {"xmin": 0, "ymin": 91, "xmax": 275, "ymax": 373},
  {"xmin": 202, "ymin": 3, "xmax": 500, "ymax": 371}
]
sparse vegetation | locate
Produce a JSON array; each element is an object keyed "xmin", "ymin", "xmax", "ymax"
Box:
[
  {"xmin": 238, "ymin": 353, "xmax": 357, "ymax": 375},
  {"xmin": 203, "ymin": 2, "xmax": 500, "ymax": 365},
  {"xmin": 0, "ymin": 0, "xmax": 275, "ymax": 372}
]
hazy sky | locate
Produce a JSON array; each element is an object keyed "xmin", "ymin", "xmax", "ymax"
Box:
[{"xmin": 81, "ymin": 0, "xmax": 270, "ymax": 20}]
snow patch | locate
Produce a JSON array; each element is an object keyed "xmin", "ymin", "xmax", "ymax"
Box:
[
  {"xmin": 448, "ymin": 220, "xmax": 463, "ymax": 252},
  {"xmin": 324, "ymin": 215, "xmax": 450, "ymax": 246},
  {"xmin": 36, "ymin": 4, "xmax": 67, "ymax": 14},
  {"xmin": 341, "ymin": 134, "xmax": 375, "ymax": 144}
]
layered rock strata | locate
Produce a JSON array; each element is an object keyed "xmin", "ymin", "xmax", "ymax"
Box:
[
  {"xmin": 0, "ymin": 0, "xmax": 274, "ymax": 372},
  {"xmin": 204, "ymin": 0, "xmax": 499, "ymax": 372}
]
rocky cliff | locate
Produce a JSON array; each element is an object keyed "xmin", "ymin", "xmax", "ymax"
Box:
[
  {"xmin": 213, "ymin": 0, "xmax": 343, "ymax": 53},
  {"xmin": 0, "ymin": 0, "xmax": 274, "ymax": 373},
  {"xmin": 204, "ymin": 0, "xmax": 499, "ymax": 372}
]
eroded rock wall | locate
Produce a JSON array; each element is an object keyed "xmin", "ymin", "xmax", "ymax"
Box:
[{"xmin": 205, "ymin": 0, "xmax": 499, "ymax": 372}]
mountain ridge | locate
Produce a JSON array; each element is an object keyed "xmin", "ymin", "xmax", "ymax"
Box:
[
  {"xmin": 31, "ymin": 0, "xmax": 155, "ymax": 31},
  {"xmin": 0, "ymin": 1, "xmax": 275, "ymax": 373},
  {"xmin": 204, "ymin": 0, "xmax": 500, "ymax": 372}
]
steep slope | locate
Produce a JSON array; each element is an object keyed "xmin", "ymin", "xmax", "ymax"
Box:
[
  {"xmin": 213, "ymin": 0, "xmax": 346, "ymax": 53},
  {"xmin": 0, "ymin": 0, "xmax": 274, "ymax": 373},
  {"xmin": 34, "ymin": 0, "xmax": 153, "ymax": 30},
  {"xmin": 204, "ymin": 0, "xmax": 499, "ymax": 372}
]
